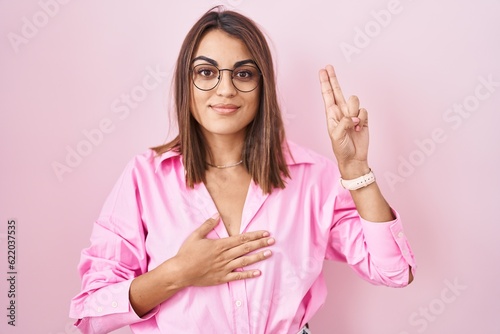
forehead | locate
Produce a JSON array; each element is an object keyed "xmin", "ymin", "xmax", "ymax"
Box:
[{"xmin": 193, "ymin": 29, "xmax": 253, "ymax": 65}]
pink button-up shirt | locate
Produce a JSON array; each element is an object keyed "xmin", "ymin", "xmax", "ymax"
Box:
[{"xmin": 69, "ymin": 141, "xmax": 416, "ymax": 334}]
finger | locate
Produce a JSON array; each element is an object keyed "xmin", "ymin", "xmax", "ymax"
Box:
[
  {"xmin": 224, "ymin": 269, "xmax": 262, "ymax": 282},
  {"xmin": 221, "ymin": 230, "xmax": 271, "ymax": 249},
  {"xmin": 319, "ymin": 69, "xmax": 343, "ymax": 125},
  {"xmin": 225, "ymin": 236, "xmax": 275, "ymax": 259},
  {"xmin": 356, "ymin": 108, "xmax": 368, "ymax": 132},
  {"xmin": 331, "ymin": 116, "xmax": 359, "ymax": 141},
  {"xmin": 227, "ymin": 250, "xmax": 273, "ymax": 272},
  {"xmin": 193, "ymin": 213, "xmax": 220, "ymax": 239},
  {"xmin": 325, "ymin": 65, "xmax": 348, "ymax": 116},
  {"xmin": 319, "ymin": 69, "xmax": 336, "ymax": 111},
  {"xmin": 347, "ymin": 95, "xmax": 360, "ymax": 117}
]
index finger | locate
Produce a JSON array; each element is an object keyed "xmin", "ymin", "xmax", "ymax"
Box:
[
  {"xmin": 325, "ymin": 65, "xmax": 349, "ymax": 116},
  {"xmin": 192, "ymin": 213, "xmax": 220, "ymax": 239},
  {"xmin": 319, "ymin": 68, "xmax": 337, "ymax": 112}
]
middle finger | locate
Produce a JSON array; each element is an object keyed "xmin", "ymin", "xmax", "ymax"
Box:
[{"xmin": 224, "ymin": 236, "xmax": 275, "ymax": 260}]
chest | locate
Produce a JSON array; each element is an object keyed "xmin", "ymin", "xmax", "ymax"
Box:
[
  {"xmin": 204, "ymin": 170, "xmax": 251, "ymax": 236},
  {"xmin": 142, "ymin": 162, "xmax": 331, "ymax": 269}
]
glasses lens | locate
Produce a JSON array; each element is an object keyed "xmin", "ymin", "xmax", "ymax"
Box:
[
  {"xmin": 192, "ymin": 64, "xmax": 261, "ymax": 92},
  {"xmin": 232, "ymin": 65, "xmax": 261, "ymax": 92},
  {"xmin": 193, "ymin": 64, "xmax": 219, "ymax": 91}
]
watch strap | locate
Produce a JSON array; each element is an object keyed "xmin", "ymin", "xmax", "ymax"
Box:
[{"xmin": 340, "ymin": 169, "xmax": 375, "ymax": 190}]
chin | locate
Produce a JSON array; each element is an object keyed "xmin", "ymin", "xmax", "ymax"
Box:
[{"xmin": 201, "ymin": 124, "xmax": 248, "ymax": 138}]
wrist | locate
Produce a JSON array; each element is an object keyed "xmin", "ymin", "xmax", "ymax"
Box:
[
  {"xmin": 338, "ymin": 160, "xmax": 370, "ymax": 179},
  {"xmin": 157, "ymin": 256, "xmax": 191, "ymax": 291},
  {"xmin": 340, "ymin": 169, "xmax": 375, "ymax": 191}
]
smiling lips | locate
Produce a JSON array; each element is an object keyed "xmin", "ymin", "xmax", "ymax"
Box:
[{"xmin": 210, "ymin": 104, "xmax": 240, "ymax": 114}]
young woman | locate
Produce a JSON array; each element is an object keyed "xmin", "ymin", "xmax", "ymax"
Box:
[{"xmin": 70, "ymin": 7, "xmax": 415, "ymax": 334}]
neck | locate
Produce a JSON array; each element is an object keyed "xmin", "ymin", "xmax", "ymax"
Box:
[{"xmin": 203, "ymin": 132, "xmax": 245, "ymax": 166}]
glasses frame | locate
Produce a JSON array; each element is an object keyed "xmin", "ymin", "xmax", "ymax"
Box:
[{"xmin": 191, "ymin": 63, "xmax": 262, "ymax": 93}]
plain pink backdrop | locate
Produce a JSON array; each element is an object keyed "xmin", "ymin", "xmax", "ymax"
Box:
[{"xmin": 1, "ymin": 1, "xmax": 499, "ymax": 333}]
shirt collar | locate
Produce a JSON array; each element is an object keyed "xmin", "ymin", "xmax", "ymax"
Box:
[
  {"xmin": 283, "ymin": 140, "xmax": 316, "ymax": 166},
  {"xmin": 153, "ymin": 149, "xmax": 182, "ymax": 173},
  {"xmin": 153, "ymin": 140, "xmax": 315, "ymax": 173}
]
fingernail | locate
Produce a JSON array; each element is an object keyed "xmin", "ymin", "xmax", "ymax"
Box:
[
  {"xmin": 264, "ymin": 250, "xmax": 272, "ymax": 257},
  {"xmin": 253, "ymin": 270, "xmax": 261, "ymax": 277},
  {"xmin": 262, "ymin": 231, "xmax": 270, "ymax": 237},
  {"xmin": 267, "ymin": 238, "xmax": 275, "ymax": 245},
  {"xmin": 355, "ymin": 125, "xmax": 361, "ymax": 132},
  {"xmin": 211, "ymin": 212, "xmax": 220, "ymax": 221},
  {"xmin": 351, "ymin": 117, "xmax": 360, "ymax": 123}
]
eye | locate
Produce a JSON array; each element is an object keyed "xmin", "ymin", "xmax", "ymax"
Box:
[
  {"xmin": 194, "ymin": 65, "xmax": 218, "ymax": 79},
  {"xmin": 199, "ymin": 69, "xmax": 213, "ymax": 77},
  {"xmin": 234, "ymin": 66, "xmax": 257, "ymax": 81}
]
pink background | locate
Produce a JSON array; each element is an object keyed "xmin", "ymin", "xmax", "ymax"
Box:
[{"xmin": 1, "ymin": 1, "xmax": 499, "ymax": 333}]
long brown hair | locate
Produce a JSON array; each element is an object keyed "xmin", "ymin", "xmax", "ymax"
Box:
[{"xmin": 152, "ymin": 6, "xmax": 290, "ymax": 194}]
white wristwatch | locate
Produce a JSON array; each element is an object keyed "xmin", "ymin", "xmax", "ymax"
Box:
[{"xmin": 340, "ymin": 169, "xmax": 376, "ymax": 190}]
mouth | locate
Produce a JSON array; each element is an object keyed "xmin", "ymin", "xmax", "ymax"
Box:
[{"xmin": 210, "ymin": 104, "xmax": 240, "ymax": 115}]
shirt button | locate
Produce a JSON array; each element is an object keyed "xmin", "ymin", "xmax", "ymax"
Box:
[
  {"xmin": 235, "ymin": 300, "xmax": 242, "ymax": 307},
  {"xmin": 111, "ymin": 301, "xmax": 118, "ymax": 308},
  {"xmin": 398, "ymin": 232, "xmax": 404, "ymax": 238},
  {"xmin": 97, "ymin": 306, "xmax": 103, "ymax": 312}
]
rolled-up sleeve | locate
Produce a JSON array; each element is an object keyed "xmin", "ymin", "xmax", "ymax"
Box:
[
  {"xmin": 325, "ymin": 188, "xmax": 416, "ymax": 287},
  {"xmin": 69, "ymin": 159, "xmax": 159, "ymax": 333}
]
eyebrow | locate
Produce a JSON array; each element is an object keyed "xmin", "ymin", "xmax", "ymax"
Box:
[{"xmin": 191, "ymin": 56, "xmax": 257, "ymax": 68}]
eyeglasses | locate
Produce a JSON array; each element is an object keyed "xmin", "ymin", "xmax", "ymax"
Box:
[{"xmin": 191, "ymin": 63, "xmax": 261, "ymax": 92}]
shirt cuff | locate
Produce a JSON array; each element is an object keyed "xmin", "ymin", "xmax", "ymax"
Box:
[
  {"xmin": 71, "ymin": 279, "xmax": 160, "ymax": 333},
  {"xmin": 360, "ymin": 211, "xmax": 416, "ymax": 272}
]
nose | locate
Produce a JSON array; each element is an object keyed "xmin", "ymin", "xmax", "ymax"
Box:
[{"xmin": 215, "ymin": 69, "xmax": 237, "ymax": 97}]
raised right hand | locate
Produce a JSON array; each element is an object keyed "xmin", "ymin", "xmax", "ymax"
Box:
[{"xmin": 172, "ymin": 213, "xmax": 274, "ymax": 287}]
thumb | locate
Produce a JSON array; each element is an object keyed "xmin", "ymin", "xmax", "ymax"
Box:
[{"xmin": 194, "ymin": 213, "xmax": 220, "ymax": 239}]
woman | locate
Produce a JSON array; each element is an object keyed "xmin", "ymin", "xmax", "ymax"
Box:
[{"xmin": 70, "ymin": 7, "xmax": 415, "ymax": 334}]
